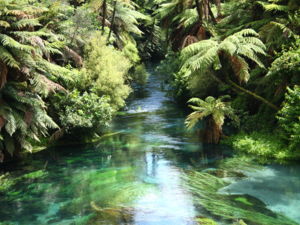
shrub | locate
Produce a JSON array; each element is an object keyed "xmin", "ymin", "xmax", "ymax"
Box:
[
  {"xmin": 53, "ymin": 90, "xmax": 113, "ymax": 137},
  {"xmin": 131, "ymin": 64, "xmax": 149, "ymax": 85},
  {"xmin": 81, "ymin": 33, "xmax": 132, "ymax": 110},
  {"xmin": 122, "ymin": 41, "xmax": 141, "ymax": 65}
]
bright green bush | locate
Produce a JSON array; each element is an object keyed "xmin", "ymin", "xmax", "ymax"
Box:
[
  {"xmin": 223, "ymin": 132, "xmax": 300, "ymax": 161},
  {"xmin": 53, "ymin": 90, "xmax": 113, "ymax": 136},
  {"xmin": 131, "ymin": 64, "xmax": 149, "ymax": 85},
  {"xmin": 81, "ymin": 33, "xmax": 132, "ymax": 110},
  {"xmin": 122, "ymin": 41, "xmax": 141, "ymax": 65}
]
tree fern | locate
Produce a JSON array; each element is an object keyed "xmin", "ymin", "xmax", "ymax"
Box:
[
  {"xmin": 181, "ymin": 29, "xmax": 280, "ymax": 110},
  {"xmin": 185, "ymin": 95, "xmax": 238, "ymax": 143},
  {"xmin": 0, "ymin": 0, "xmax": 71, "ymax": 159},
  {"xmin": 182, "ymin": 29, "xmax": 266, "ymax": 83}
]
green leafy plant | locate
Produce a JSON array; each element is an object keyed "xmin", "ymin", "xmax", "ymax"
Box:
[
  {"xmin": 185, "ymin": 95, "xmax": 238, "ymax": 143},
  {"xmin": 81, "ymin": 33, "xmax": 132, "ymax": 110},
  {"xmin": 0, "ymin": 0, "xmax": 71, "ymax": 159},
  {"xmin": 53, "ymin": 90, "xmax": 113, "ymax": 137}
]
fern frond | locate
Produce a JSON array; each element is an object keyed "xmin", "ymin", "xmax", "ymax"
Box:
[
  {"xmin": 0, "ymin": 46, "xmax": 20, "ymax": 68},
  {"xmin": 256, "ymin": 1, "xmax": 289, "ymax": 12},
  {"xmin": 230, "ymin": 55, "xmax": 250, "ymax": 83},
  {"xmin": 0, "ymin": 20, "xmax": 10, "ymax": 28},
  {"xmin": 12, "ymin": 18, "xmax": 41, "ymax": 29},
  {"xmin": 4, "ymin": 111, "xmax": 16, "ymax": 136},
  {"xmin": 235, "ymin": 28, "xmax": 259, "ymax": 37},
  {"xmin": 0, "ymin": 34, "xmax": 34, "ymax": 52}
]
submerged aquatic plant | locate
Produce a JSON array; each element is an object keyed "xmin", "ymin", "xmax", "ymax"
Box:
[
  {"xmin": 20, "ymin": 170, "xmax": 48, "ymax": 180},
  {"xmin": 184, "ymin": 169, "xmax": 298, "ymax": 225},
  {"xmin": 0, "ymin": 173, "xmax": 15, "ymax": 193},
  {"xmin": 57, "ymin": 166, "xmax": 154, "ymax": 220}
]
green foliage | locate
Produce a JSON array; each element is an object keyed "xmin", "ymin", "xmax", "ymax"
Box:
[
  {"xmin": 277, "ymin": 86, "xmax": 300, "ymax": 152},
  {"xmin": 131, "ymin": 64, "xmax": 149, "ymax": 85},
  {"xmin": 122, "ymin": 41, "xmax": 141, "ymax": 65},
  {"xmin": 264, "ymin": 42, "xmax": 300, "ymax": 99},
  {"xmin": 156, "ymin": 52, "xmax": 189, "ymax": 100},
  {"xmin": 186, "ymin": 96, "xmax": 238, "ymax": 129},
  {"xmin": 223, "ymin": 131, "xmax": 300, "ymax": 161},
  {"xmin": 195, "ymin": 217, "xmax": 218, "ymax": 225},
  {"xmin": 186, "ymin": 95, "xmax": 238, "ymax": 143},
  {"xmin": 181, "ymin": 29, "xmax": 266, "ymax": 83},
  {"xmin": 0, "ymin": 0, "xmax": 73, "ymax": 158},
  {"xmin": 53, "ymin": 90, "xmax": 113, "ymax": 136},
  {"xmin": 90, "ymin": 0, "xmax": 149, "ymax": 47},
  {"xmin": 81, "ymin": 33, "xmax": 132, "ymax": 110}
]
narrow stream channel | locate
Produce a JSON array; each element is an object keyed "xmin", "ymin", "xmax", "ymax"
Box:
[{"xmin": 0, "ymin": 65, "xmax": 300, "ymax": 225}]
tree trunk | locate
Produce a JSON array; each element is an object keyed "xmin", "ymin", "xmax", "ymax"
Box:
[
  {"xmin": 202, "ymin": 0, "xmax": 209, "ymax": 21},
  {"xmin": 224, "ymin": 74, "xmax": 279, "ymax": 111},
  {"xmin": 204, "ymin": 116, "xmax": 222, "ymax": 144},
  {"xmin": 107, "ymin": 0, "xmax": 117, "ymax": 44},
  {"xmin": 195, "ymin": 0, "xmax": 203, "ymax": 24},
  {"xmin": 101, "ymin": 0, "xmax": 107, "ymax": 35}
]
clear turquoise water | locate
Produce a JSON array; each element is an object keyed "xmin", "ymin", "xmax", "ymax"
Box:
[{"xmin": 0, "ymin": 66, "xmax": 300, "ymax": 225}]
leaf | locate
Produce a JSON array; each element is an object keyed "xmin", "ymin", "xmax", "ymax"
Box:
[
  {"xmin": 0, "ymin": 20, "xmax": 10, "ymax": 28},
  {"xmin": 4, "ymin": 112, "xmax": 16, "ymax": 136},
  {"xmin": 0, "ymin": 34, "xmax": 34, "ymax": 52},
  {"xmin": 4, "ymin": 134, "xmax": 15, "ymax": 156},
  {"xmin": 0, "ymin": 46, "xmax": 20, "ymax": 68}
]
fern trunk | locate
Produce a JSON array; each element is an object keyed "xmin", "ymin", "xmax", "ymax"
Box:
[
  {"xmin": 225, "ymin": 74, "xmax": 279, "ymax": 111},
  {"xmin": 208, "ymin": 1, "xmax": 217, "ymax": 24},
  {"xmin": 204, "ymin": 116, "xmax": 222, "ymax": 144},
  {"xmin": 101, "ymin": 0, "xmax": 107, "ymax": 35},
  {"xmin": 107, "ymin": 0, "xmax": 117, "ymax": 44},
  {"xmin": 195, "ymin": 0, "xmax": 203, "ymax": 24}
]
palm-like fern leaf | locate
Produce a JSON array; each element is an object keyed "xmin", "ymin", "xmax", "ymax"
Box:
[{"xmin": 181, "ymin": 29, "xmax": 266, "ymax": 83}]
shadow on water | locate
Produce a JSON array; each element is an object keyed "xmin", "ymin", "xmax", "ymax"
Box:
[{"xmin": 0, "ymin": 64, "xmax": 300, "ymax": 225}]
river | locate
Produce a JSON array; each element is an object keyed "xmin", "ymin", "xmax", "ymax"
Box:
[{"xmin": 0, "ymin": 65, "xmax": 300, "ymax": 225}]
